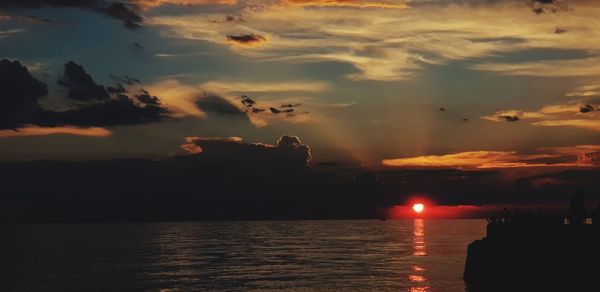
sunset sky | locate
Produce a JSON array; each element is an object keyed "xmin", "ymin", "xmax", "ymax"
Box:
[{"xmin": 1, "ymin": 0, "xmax": 600, "ymax": 220}]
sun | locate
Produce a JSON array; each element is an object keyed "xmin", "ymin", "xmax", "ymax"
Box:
[{"xmin": 412, "ymin": 203, "xmax": 424, "ymax": 213}]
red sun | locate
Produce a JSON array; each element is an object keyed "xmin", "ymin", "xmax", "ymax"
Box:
[{"xmin": 412, "ymin": 203, "xmax": 425, "ymax": 213}]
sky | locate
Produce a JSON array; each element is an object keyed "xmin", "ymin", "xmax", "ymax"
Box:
[{"xmin": 1, "ymin": 0, "xmax": 600, "ymax": 220}]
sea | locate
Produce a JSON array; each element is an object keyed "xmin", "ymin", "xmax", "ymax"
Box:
[{"xmin": 1, "ymin": 219, "xmax": 486, "ymax": 291}]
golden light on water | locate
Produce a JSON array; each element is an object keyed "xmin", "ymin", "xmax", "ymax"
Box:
[{"xmin": 410, "ymin": 219, "xmax": 429, "ymax": 291}]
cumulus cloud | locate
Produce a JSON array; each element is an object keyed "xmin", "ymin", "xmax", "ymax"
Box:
[
  {"xmin": 0, "ymin": 59, "xmax": 170, "ymax": 134},
  {"xmin": 58, "ymin": 61, "xmax": 110, "ymax": 101},
  {"xmin": 180, "ymin": 135, "xmax": 312, "ymax": 167},
  {"xmin": 382, "ymin": 145, "xmax": 600, "ymax": 169},
  {"xmin": 0, "ymin": 59, "xmax": 47, "ymax": 130}
]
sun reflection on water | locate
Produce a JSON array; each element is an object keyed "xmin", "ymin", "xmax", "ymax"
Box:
[{"xmin": 409, "ymin": 219, "xmax": 429, "ymax": 291}]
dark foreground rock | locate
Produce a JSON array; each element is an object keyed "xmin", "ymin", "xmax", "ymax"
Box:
[{"xmin": 464, "ymin": 224, "xmax": 600, "ymax": 291}]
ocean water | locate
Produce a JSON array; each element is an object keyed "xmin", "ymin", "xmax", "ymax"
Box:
[{"xmin": 1, "ymin": 219, "xmax": 486, "ymax": 291}]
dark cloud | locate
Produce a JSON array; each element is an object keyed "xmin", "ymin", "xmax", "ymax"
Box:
[
  {"xmin": 226, "ymin": 33, "xmax": 267, "ymax": 46},
  {"xmin": 500, "ymin": 115, "xmax": 520, "ymax": 122},
  {"xmin": 0, "ymin": 59, "xmax": 47, "ymax": 129},
  {"xmin": 554, "ymin": 28, "xmax": 567, "ymax": 34},
  {"xmin": 197, "ymin": 93, "xmax": 247, "ymax": 115},
  {"xmin": 239, "ymin": 95, "xmax": 256, "ymax": 107},
  {"xmin": 110, "ymin": 74, "xmax": 141, "ymax": 85},
  {"xmin": 135, "ymin": 89, "xmax": 160, "ymax": 106},
  {"xmin": 528, "ymin": 0, "xmax": 570, "ymax": 14},
  {"xmin": 181, "ymin": 135, "xmax": 312, "ymax": 168},
  {"xmin": 58, "ymin": 61, "xmax": 110, "ymax": 101},
  {"xmin": 35, "ymin": 93, "xmax": 169, "ymax": 127},
  {"xmin": 107, "ymin": 83, "xmax": 127, "ymax": 94},
  {"xmin": 0, "ymin": 0, "xmax": 143, "ymax": 29},
  {"xmin": 270, "ymin": 107, "xmax": 282, "ymax": 114},
  {"xmin": 0, "ymin": 59, "xmax": 169, "ymax": 129},
  {"xmin": 225, "ymin": 14, "xmax": 244, "ymax": 23},
  {"xmin": 281, "ymin": 103, "xmax": 301, "ymax": 108},
  {"xmin": 580, "ymin": 104, "xmax": 594, "ymax": 113},
  {"xmin": 101, "ymin": 2, "xmax": 142, "ymax": 29}
]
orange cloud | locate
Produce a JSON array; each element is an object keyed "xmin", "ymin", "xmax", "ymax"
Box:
[
  {"xmin": 532, "ymin": 119, "xmax": 600, "ymax": 131},
  {"xmin": 382, "ymin": 145, "xmax": 600, "ymax": 169},
  {"xmin": 0, "ymin": 127, "xmax": 111, "ymax": 138},
  {"xmin": 181, "ymin": 136, "xmax": 243, "ymax": 154},
  {"xmin": 131, "ymin": 0, "xmax": 236, "ymax": 9},
  {"xmin": 383, "ymin": 151, "xmax": 536, "ymax": 169},
  {"xmin": 283, "ymin": 0, "xmax": 409, "ymax": 9}
]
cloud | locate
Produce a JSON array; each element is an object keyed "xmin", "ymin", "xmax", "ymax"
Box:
[
  {"xmin": 566, "ymin": 84, "xmax": 600, "ymax": 97},
  {"xmin": 481, "ymin": 99, "xmax": 600, "ymax": 131},
  {"xmin": 148, "ymin": 1, "xmax": 600, "ymax": 81},
  {"xmin": 0, "ymin": 0, "xmax": 143, "ymax": 29},
  {"xmin": 102, "ymin": 2, "xmax": 143, "ymax": 29},
  {"xmin": 532, "ymin": 119, "xmax": 600, "ymax": 131},
  {"xmin": 0, "ymin": 59, "xmax": 170, "ymax": 131},
  {"xmin": 180, "ymin": 134, "xmax": 312, "ymax": 167},
  {"xmin": 0, "ymin": 126, "xmax": 111, "ymax": 138},
  {"xmin": 145, "ymin": 79, "xmax": 328, "ymax": 120},
  {"xmin": 200, "ymin": 80, "xmax": 330, "ymax": 94},
  {"xmin": 58, "ymin": 61, "xmax": 110, "ymax": 101},
  {"xmin": 130, "ymin": 0, "xmax": 237, "ymax": 9},
  {"xmin": 0, "ymin": 59, "xmax": 47, "ymax": 130},
  {"xmin": 382, "ymin": 145, "xmax": 600, "ymax": 169},
  {"xmin": 0, "ymin": 28, "xmax": 26, "ymax": 39},
  {"xmin": 282, "ymin": 0, "xmax": 409, "ymax": 9},
  {"xmin": 35, "ymin": 93, "xmax": 170, "ymax": 127},
  {"xmin": 196, "ymin": 93, "xmax": 248, "ymax": 116},
  {"xmin": 580, "ymin": 104, "xmax": 594, "ymax": 113},
  {"xmin": 472, "ymin": 57, "xmax": 600, "ymax": 77},
  {"xmin": 527, "ymin": 0, "xmax": 571, "ymax": 14},
  {"xmin": 226, "ymin": 33, "xmax": 267, "ymax": 46}
]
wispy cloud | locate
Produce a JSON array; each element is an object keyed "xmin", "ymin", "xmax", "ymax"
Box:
[
  {"xmin": 472, "ymin": 57, "xmax": 600, "ymax": 77},
  {"xmin": 382, "ymin": 145, "xmax": 600, "ymax": 169},
  {"xmin": 282, "ymin": 0, "xmax": 409, "ymax": 9},
  {"xmin": 566, "ymin": 84, "xmax": 600, "ymax": 97},
  {"xmin": 131, "ymin": 0, "xmax": 237, "ymax": 9},
  {"xmin": 148, "ymin": 1, "xmax": 600, "ymax": 80},
  {"xmin": 0, "ymin": 127, "xmax": 111, "ymax": 138}
]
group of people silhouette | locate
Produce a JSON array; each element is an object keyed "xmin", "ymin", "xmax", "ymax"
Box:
[{"xmin": 486, "ymin": 190, "xmax": 600, "ymax": 239}]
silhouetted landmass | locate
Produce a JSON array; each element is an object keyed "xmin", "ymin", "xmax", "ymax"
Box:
[{"xmin": 464, "ymin": 191, "xmax": 600, "ymax": 290}]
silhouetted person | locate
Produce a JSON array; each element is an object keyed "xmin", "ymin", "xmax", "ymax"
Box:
[
  {"xmin": 569, "ymin": 190, "xmax": 587, "ymax": 225},
  {"xmin": 592, "ymin": 202, "xmax": 600, "ymax": 225},
  {"xmin": 503, "ymin": 208, "xmax": 510, "ymax": 223}
]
